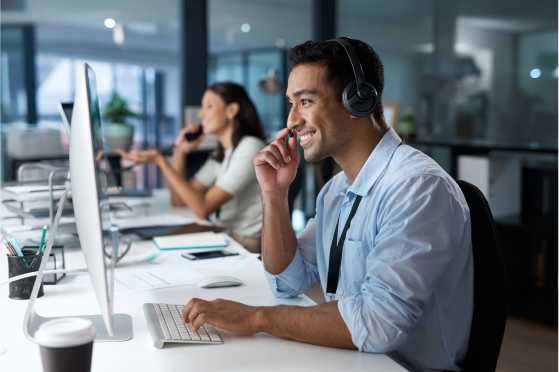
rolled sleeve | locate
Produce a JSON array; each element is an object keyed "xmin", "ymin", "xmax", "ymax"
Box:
[
  {"xmin": 265, "ymin": 218, "xmax": 319, "ymax": 298},
  {"xmin": 339, "ymin": 176, "xmax": 464, "ymax": 353}
]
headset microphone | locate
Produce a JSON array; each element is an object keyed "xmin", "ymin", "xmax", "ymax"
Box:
[{"xmin": 328, "ymin": 38, "xmax": 378, "ymax": 118}]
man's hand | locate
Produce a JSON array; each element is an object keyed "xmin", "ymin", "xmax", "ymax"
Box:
[
  {"xmin": 116, "ymin": 149, "xmax": 164, "ymax": 165},
  {"xmin": 182, "ymin": 298, "xmax": 261, "ymax": 335},
  {"xmin": 253, "ymin": 128, "xmax": 299, "ymax": 194},
  {"xmin": 181, "ymin": 298, "xmax": 356, "ymax": 350}
]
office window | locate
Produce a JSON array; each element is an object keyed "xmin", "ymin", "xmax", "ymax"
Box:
[
  {"xmin": 208, "ymin": 0, "xmax": 312, "ymax": 138},
  {"xmin": 338, "ymin": 0, "xmax": 558, "ymax": 146},
  {"xmin": 1, "ymin": 27, "xmax": 27, "ymax": 124}
]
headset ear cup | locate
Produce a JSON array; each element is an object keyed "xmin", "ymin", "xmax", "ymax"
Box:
[{"xmin": 341, "ymin": 81, "xmax": 378, "ymax": 118}]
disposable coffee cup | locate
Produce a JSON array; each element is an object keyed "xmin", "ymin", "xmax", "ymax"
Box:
[{"xmin": 34, "ymin": 318, "xmax": 96, "ymax": 372}]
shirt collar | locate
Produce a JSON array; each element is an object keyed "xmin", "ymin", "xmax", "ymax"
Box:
[{"xmin": 336, "ymin": 128, "xmax": 402, "ymax": 197}]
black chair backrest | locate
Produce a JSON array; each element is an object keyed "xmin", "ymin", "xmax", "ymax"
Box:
[{"xmin": 456, "ymin": 180, "xmax": 507, "ymax": 371}]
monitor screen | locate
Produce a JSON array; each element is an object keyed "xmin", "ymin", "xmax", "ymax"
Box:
[{"xmin": 57, "ymin": 102, "xmax": 73, "ymax": 134}]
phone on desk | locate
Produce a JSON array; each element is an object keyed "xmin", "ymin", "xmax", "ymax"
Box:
[{"xmin": 181, "ymin": 250, "xmax": 239, "ymax": 260}]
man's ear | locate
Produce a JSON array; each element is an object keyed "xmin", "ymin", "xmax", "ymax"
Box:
[{"xmin": 227, "ymin": 102, "xmax": 240, "ymax": 119}]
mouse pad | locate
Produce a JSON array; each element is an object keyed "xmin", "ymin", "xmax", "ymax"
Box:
[{"xmin": 120, "ymin": 224, "xmax": 225, "ymax": 240}]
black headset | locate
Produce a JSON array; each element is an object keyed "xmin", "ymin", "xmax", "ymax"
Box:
[{"xmin": 328, "ymin": 38, "xmax": 378, "ymax": 118}]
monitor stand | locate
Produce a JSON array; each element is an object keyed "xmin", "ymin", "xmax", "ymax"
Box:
[{"xmin": 22, "ymin": 186, "xmax": 133, "ymax": 343}]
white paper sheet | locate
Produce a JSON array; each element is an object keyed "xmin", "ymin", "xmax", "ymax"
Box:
[
  {"xmin": 112, "ymin": 266, "xmax": 205, "ymax": 293},
  {"xmin": 3, "ymin": 185, "xmax": 67, "ymax": 193},
  {"xmin": 112, "ymin": 214, "xmax": 195, "ymax": 230},
  {"xmin": 153, "ymin": 231, "xmax": 227, "ymax": 250}
]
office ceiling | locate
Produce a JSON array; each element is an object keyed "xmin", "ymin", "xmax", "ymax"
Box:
[{"xmin": 1, "ymin": 0, "xmax": 556, "ymax": 65}]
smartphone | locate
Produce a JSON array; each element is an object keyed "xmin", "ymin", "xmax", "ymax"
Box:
[
  {"xmin": 181, "ymin": 250, "xmax": 239, "ymax": 260},
  {"xmin": 184, "ymin": 124, "xmax": 204, "ymax": 142}
]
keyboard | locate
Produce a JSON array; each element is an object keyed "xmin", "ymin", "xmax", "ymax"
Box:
[{"xmin": 143, "ymin": 303, "xmax": 223, "ymax": 349}]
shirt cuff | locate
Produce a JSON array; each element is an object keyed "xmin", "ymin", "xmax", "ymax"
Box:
[{"xmin": 264, "ymin": 248, "xmax": 306, "ymax": 298}]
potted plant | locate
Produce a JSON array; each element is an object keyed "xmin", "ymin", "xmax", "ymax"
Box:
[{"xmin": 101, "ymin": 92, "xmax": 140, "ymax": 153}]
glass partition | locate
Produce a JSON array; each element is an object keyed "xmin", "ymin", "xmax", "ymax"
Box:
[{"xmin": 1, "ymin": 27, "xmax": 27, "ymax": 124}]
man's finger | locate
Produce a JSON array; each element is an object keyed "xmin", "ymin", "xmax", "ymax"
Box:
[
  {"xmin": 254, "ymin": 150, "xmax": 283, "ymax": 169},
  {"xmin": 182, "ymin": 298, "xmax": 202, "ymax": 322},
  {"xmin": 192, "ymin": 313, "xmax": 218, "ymax": 331},
  {"xmin": 267, "ymin": 145, "xmax": 286, "ymax": 167},
  {"xmin": 275, "ymin": 127, "xmax": 292, "ymax": 140},
  {"xmin": 271, "ymin": 138, "xmax": 293, "ymax": 163}
]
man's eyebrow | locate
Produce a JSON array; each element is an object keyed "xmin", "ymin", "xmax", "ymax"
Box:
[{"xmin": 286, "ymin": 89, "xmax": 318, "ymax": 99}]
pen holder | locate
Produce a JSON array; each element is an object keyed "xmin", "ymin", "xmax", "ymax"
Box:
[
  {"xmin": 7, "ymin": 249, "xmax": 44, "ymax": 300},
  {"xmin": 23, "ymin": 246, "xmax": 65, "ymax": 285}
]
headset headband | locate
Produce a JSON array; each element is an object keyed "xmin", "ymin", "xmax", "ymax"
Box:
[{"xmin": 328, "ymin": 38, "xmax": 370, "ymax": 100}]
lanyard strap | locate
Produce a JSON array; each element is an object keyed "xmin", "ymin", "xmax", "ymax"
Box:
[{"xmin": 326, "ymin": 195, "xmax": 363, "ymax": 297}]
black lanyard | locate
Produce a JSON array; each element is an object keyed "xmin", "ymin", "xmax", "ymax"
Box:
[{"xmin": 326, "ymin": 195, "xmax": 363, "ymax": 299}]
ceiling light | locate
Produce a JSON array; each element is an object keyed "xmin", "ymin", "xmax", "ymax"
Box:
[
  {"xmin": 104, "ymin": 18, "xmax": 116, "ymax": 29},
  {"xmin": 530, "ymin": 69, "xmax": 541, "ymax": 78},
  {"xmin": 241, "ymin": 23, "xmax": 251, "ymax": 33}
]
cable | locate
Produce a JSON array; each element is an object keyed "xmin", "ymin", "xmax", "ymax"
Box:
[{"xmin": 0, "ymin": 268, "xmax": 88, "ymax": 286}]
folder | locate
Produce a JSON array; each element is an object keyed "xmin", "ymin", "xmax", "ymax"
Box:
[{"xmin": 152, "ymin": 232, "xmax": 227, "ymax": 250}]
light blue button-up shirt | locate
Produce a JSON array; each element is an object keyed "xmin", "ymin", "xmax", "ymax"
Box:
[{"xmin": 265, "ymin": 128, "xmax": 473, "ymax": 372}]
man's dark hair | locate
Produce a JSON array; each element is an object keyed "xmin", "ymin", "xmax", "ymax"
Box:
[{"xmin": 287, "ymin": 37, "xmax": 385, "ymax": 124}]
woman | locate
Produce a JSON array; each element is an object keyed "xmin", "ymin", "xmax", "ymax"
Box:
[{"xmin": 118, "ymin": 82, "xmax": 266, "ymax": 253}]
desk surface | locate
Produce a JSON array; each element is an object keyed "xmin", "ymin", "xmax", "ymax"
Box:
[{"xmin": 0, "ymin": 190, "xmax": 405, "ymax": 372}]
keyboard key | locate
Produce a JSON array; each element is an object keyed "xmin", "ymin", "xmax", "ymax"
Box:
[
  {"xmin": 190, "ymin": 333, "xmax": 201, "ymax": 341},
  {"xmin": 200, "ymin": 333, "xmax": 211, "ymax": 341},
  {"xmin": 181, "ymin": 333, "xmax": 191, "ymax": 340}
]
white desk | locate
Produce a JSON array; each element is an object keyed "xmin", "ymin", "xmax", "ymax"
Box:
[{"xmin": 0, "ymin": 190, "xmax": 406, "ymax": 372}]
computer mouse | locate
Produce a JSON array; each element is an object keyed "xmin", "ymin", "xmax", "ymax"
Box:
[{"xmin": 197, "ymin": 276, "xmax": 243, "ymax": 288}]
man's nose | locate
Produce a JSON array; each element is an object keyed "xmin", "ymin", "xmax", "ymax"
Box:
[{"xmin": 287, "ymin": 105, "xmax": 304, "ymax": 130}]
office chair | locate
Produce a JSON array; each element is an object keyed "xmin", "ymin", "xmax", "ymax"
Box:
[{"xmin": 456, "ymin": 180, "xmax": 507, "ymax": 371}]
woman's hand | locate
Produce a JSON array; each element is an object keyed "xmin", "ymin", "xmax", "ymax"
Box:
[
  {"xmin": 253, "ymin": 128, "xmax": 299, "ymax": 195},
  {"xmin": 116, "ymin": 149, "xmax": 164, "ymax": 165},
  {"xmin": 174, "ymin": 123, "xmax": 206, "ymax": 155}
]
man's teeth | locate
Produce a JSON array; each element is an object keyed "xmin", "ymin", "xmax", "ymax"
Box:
[{"xmin": 300, "ymin": 133, "xmax": 315, "ymax": 141}]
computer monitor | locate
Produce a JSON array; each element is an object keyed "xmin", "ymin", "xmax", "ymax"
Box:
[
  {"xmin": 70, "ymin": 63, "xmax": 115, "ymax": 336},
  {"xmin": 22, "ymin": 63, "xmax": 132, "ymax": 343},
  {"xmin": 57, "ymin": 102, "xmax": 73, "ymax": 135}
]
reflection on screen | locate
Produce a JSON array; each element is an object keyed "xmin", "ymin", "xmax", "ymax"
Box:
[{"xmin": 86, "ymin": 65, "xmax": 115, "ymax": 308}]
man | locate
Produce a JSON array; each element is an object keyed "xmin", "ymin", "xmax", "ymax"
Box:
[{"xmin": 182, "ymin": 38, "xmax": 473, "ymax": 372}]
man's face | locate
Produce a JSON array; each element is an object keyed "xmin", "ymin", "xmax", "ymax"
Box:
[{"xmin": 286, "ymin": 64, "xmax": 351, "ymax": 163}]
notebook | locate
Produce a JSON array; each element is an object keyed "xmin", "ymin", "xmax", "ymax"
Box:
[{"xmin": 153, "ymin": 232, "xmax": 227, "ymax": 250}]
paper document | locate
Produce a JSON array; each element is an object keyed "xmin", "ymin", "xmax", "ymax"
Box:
[
  {"xmin": 112, "ymin": 266, "xmax": 205, "ymax": 293},
  {"xmin": 153, "ymin": 231, "xmax": 227, "ymax": 250},
  {"xmin": 113, "ymin": 214, "xmax": 195, "ymax": 230},
  {"xmin": 3, "ymin": 185, "xmax": 67, "ymax": 193}
]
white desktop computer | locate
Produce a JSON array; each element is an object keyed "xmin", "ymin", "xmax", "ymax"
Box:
[{"xmin": 20, "ymin": 63, "xmax": 133, "ymax": 343}]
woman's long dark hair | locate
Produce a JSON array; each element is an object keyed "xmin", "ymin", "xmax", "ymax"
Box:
[{"xmin": 208, "ymin": 82, "xmax": 265, "ymax": 162}]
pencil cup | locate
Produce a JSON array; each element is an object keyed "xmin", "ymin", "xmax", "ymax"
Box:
[
  {"xmin": 7, "ymin": 249, "xmax": 44, "ymax": 300},
  {"xmin": 35, "ymin": 318, "xmax": 96, "ymax": 372}
]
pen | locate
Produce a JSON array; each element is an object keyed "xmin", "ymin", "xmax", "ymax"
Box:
[
  {"xmin": 5, "ymin": 239, "xmax": 16, "ymax": 256},
  {"xmin": 5, "ymin": 245, "xmax": 15, "ymax": 256},
  {"xmin": 38, "ymin": 225, "xmax": 47, "ymax": 255},
  {"xmin": 11, "ymin": 238, "xmax": 23, "ymax": 257},
  {"xmin": 5, "ymin": 242, "xmax": 16, "ymax": 256}
]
